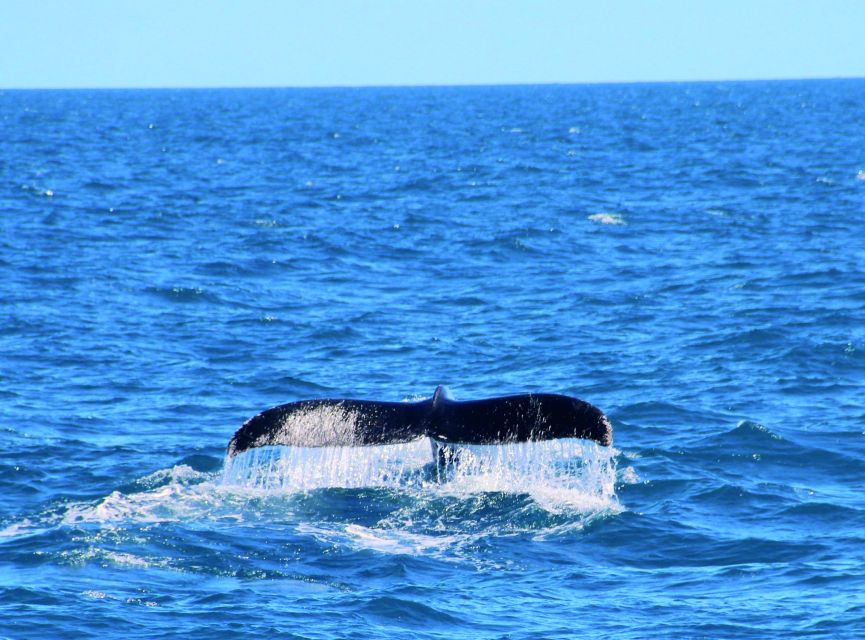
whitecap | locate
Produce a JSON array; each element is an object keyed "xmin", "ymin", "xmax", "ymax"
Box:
[{"xmin": 588, "ymin": 213, "xmax": 625, "ymax": 225}]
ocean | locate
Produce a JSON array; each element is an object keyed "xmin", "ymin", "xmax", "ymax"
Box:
[{"xmin": 1, "ymin": 80, "xmax": 864, "ymax": 638}]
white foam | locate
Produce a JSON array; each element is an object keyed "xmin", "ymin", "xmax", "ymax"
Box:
[
  {"xmin": 588, "ymin": 213, "xmax": 625, "ymax": 225},
  {"xmin": 59, "ymin": 466, "xmax": 234, "ymax": 526},
  {"xmin": 0, "ymin": 518, "xmax": 40, "ymax": 538},
  {"xmin": 619, "ymin": 465, "xmax": 640, "ymax": 484}
]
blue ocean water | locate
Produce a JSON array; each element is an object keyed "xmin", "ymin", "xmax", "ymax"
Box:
[{"xmin": 1, "ymin": 80, "xmax": 864, "ymax": 638}]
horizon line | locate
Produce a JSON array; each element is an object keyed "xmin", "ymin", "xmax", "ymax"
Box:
[{"xmin": 2, "ymin": 74, "xmax": 863, "ymax": 92}]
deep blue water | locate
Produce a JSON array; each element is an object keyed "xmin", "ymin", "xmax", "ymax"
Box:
[{"xmin": 1, "ymin": 81, "xmax": 865, "ymax": 638}]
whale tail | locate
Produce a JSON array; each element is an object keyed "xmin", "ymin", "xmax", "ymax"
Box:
[{"xmin": 227, "ymin": 388, "xmax": 612, "ymax": 458}]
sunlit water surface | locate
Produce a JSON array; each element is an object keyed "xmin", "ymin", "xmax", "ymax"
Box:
[{"xmin": 2, "ymin": 81, "xmax": 865, "ymax": 638}]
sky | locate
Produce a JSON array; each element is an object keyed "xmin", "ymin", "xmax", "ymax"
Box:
[{"xmin": 1, "ymin": 0, "xmax": 864, "ymax": 89}]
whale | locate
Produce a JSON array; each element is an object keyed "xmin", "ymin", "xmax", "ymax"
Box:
[{"xmin": 227, "ymin": 386, "xmax": 612, "ymax": 457}]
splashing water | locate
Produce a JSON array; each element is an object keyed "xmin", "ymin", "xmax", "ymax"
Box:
[
  {"xmin": 2, "ymin": 438, "xmax": 619, "ymax": 544},
  {"xmin": 221, "ymin": 437, "xmax": 619, "ymax": 514},
  {"xmin": 222, "ymin": 437, "xmax": 433, "ymax": 491},
  {"xmin": 431, "ymin": 439, "xmax": 619, "ymax": 513}
]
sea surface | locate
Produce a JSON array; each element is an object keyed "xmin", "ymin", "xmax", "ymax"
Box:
[{"xmin": 1, "ymin": 81, "xmax": 864, "ymax": 639}]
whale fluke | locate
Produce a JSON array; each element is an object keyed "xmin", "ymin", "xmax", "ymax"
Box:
[{"xmin": 227, "ymin": 386, "xmax": 612, "ymax": 457}]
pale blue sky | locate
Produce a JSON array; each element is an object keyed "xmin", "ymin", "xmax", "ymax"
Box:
[{"xmin": 2, "ymin": 0, "xmax": 863, "ymax": 88}]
